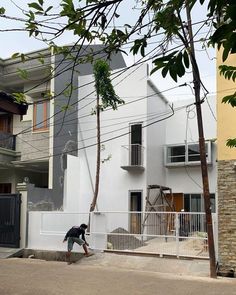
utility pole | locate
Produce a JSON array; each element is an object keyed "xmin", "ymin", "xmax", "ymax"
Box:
[{"xmin": 185, "ymin": 1, "xmax": 217, "ymax": 278}]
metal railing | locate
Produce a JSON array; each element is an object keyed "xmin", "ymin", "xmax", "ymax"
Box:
[
  {"xmin": 35, "ymin": 211, "xmax": 217, "ymax": 258},
  {"xmin": 89, "ymin": 211, "xmax": 210, "ymax": 258},
  {"xmin": 0, "ymin": 132, "xmax": 16, "ymax": 150},
  {"xmin": 121, "ymin": 144, "xmax": 144, "ymax": 168}
]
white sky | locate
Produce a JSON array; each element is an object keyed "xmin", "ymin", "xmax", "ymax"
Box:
[{"xmin": 0, "ymin": 0, "xmax": 216, "ymax": 102}]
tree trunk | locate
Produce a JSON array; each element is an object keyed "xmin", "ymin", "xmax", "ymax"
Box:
[
  {"xmin": 185, "ymin": 1, "xmax": 217, "ymax": 278},
  {"xmin": 90, "ymin": 94, "xmax": 101, "ymax": 212}
]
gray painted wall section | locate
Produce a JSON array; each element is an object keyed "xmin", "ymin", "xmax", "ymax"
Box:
[{"xmin": 52, "ymin": 46, "xmax": 126, "ymax": 209}]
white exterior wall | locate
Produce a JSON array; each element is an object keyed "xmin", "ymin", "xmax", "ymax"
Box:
[
  {"xmin": 165, "ymin": 95, "xmax": 217, "ymax": 194},
  {"xmin": 62, "ymin": 64, "xmax": 167, "ymax": 213},
  {"xmin": 146, "ymin": 81, "xmax": 168, "ymax": 187},
  {"xmin": 27, "ymin": 212, "xmax": 91, "ymax": 251},
  {"xmin": 76, "ymin": 64, "xmax": 149, "ymax": 212},
  {"xmin": 63, "ymin": 155, "xmax": 80, "ymax": 211}
]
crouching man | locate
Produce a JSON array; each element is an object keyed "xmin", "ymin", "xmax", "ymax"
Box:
[{"xmin": 63, "ymin": 223, "xmax": 92, "ymax": 263}]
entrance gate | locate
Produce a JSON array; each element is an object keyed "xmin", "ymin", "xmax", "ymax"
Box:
[{"xmin": 0, "ymin": 194, "xmax": 21, "ymax": 248}]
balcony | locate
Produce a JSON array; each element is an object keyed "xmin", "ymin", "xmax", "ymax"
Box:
[
  {"xmin": 121, "ymin": 144, "xmax": 145, "ymax": 171},
  {"xmin": 0, "ymin": 132, "xmax": 16, "ymax": 150}
]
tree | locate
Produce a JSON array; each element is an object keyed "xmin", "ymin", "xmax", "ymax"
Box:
[{"xmin": 90, "ymin": 59, "xmax": 124, "ymax": 212}]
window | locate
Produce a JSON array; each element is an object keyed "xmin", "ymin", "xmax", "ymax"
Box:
[
  {"xmin": 165, "ymin": 142, "xmax": 212, "ymax": 166},
  {"xmin": 33, "ymin": 101, "xmax": 50, "ymax": 131},
  {"xmin": 184, "ymin": 193, "xmax": 215, "ymax": 213}
]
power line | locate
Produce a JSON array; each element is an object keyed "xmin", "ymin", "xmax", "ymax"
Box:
[
  {"xmin": 17, "ymin": 111, "xmax": 171, "ymax": 157},
  {"xmin": 14, "ymin": 104, "xmax": 175, "ymax": 163},
  {"xmin": 16, "ymin": 100, "xmax": 199, "ymax": 158}
]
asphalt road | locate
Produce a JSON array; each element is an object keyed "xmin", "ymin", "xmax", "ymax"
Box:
[{"xmin": 0, "ymin": 258, "xmax": 235, "ymax": 295}]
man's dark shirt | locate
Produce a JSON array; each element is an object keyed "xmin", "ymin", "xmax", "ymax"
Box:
[{"xmin": 64, "ymin": 226, "xmax": 86, "ymax": 241}]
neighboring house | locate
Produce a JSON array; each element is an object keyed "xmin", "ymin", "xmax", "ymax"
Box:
[
  {"xmin": 217, "ymin": 51, "xmax": 236, "ymax": 272},
  {"xmin": 0, "ymin": 91, "xmax": 28, "ymax": 193},
  {"xmin": 0, "ymin": 50, "xmax": 52, "ymax": 198},
  {"xmin": 0, "ymin": 46, "xmax": 126, "ymax": 210}
]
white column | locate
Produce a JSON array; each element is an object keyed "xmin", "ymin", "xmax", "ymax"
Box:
[{"xmin": 16, "ymin": 182, "xmax": 28, "ymax": 248}]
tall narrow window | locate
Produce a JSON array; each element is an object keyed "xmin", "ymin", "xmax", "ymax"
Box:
[
  {"xmin": 33, "ymin": 101, "xmax": 50, "ymax": 131},
  {"xmin": 130, "ymin": 123, "xmax": 142, "ymax": 165}
]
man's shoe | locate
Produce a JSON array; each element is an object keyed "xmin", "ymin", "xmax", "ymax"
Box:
[{"xmin": 84, "ymin": 253, "xmax": 94, "ymax": 257}]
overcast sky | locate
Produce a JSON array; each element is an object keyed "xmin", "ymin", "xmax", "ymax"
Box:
[{"xmin": 0, "ymin": 0, "xmax": 216, "ymax": 102}]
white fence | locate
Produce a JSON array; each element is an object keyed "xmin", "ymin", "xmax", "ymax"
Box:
[{"xmin": 28, "ymin": 211, "xmax": 218, "ymax": 259}]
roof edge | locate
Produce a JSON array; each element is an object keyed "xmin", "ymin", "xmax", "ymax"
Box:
[{"xmin": 147, "ymin": 79, "xmax": 169, "ymax": 104}]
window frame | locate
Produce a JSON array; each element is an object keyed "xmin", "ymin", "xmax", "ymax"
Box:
[
  {"xmin": 165, "ymin": 141, "xmax": 212, "ymax": 167},
  {"xmin": 33, "ymin": 100, "xmax": 50, "ymax": 132}
]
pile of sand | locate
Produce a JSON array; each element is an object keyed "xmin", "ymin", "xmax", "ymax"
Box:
[{"xmin": 107, "ymin": 228, "xmax": 145, "ymax": 250}]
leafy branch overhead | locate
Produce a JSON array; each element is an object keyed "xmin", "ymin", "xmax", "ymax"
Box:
[
  {"xmin": 208, "ymin": 0, "xmax": 236, "ymax": 62},
  {"xmin": 93, "ymin": 59, "xmax": 124, "ymax": 110}
]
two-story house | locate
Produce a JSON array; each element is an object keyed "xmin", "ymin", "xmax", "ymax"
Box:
[{"xmin": 0, "ymin": 46, "xmax": 126, "ymax": 210}]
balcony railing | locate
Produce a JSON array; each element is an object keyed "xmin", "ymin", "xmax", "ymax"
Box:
[
  {"xmin": 121, "ymin": 144, "xmax": 144, "ymax": 171},
  {"xmin": 0, "ymin": 132, "xmax": 16, "ymax": 150}
]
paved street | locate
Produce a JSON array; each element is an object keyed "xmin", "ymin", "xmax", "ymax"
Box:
[{"xmin": 0, "ymin": 256, "xmax": 235, "ymax": 295}]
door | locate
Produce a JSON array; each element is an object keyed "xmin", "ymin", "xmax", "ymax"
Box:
[
  {"xmin": 130, "ymin": 191, "xmax": 142, "ymax": 234},
  {"xmin": 130, "ymin": 124, "xmax": 142, "ymax": 165},
  {"xmin": 0, "ymin": 194, "xmax": 21, "ymax": 248},
  {"xmin": 166, "ymin": 193, "xmax": 184, "ymax": 212}
]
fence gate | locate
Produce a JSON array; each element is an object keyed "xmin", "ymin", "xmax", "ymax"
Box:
[{"xmin": 0, "ymin": 194, "xmax": 21, "ymax": 248}]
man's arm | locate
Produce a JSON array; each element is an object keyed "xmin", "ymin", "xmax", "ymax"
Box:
[
  {"xmin": 63, "ymin": 228, "xmax": 71, "ymax": 242},
  {"xmin": 81, "ymin": 230, "xmax": 89, "ymax": 246}
]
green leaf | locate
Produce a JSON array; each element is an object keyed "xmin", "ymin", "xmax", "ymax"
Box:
[
  {"xmin": 12, "ymin": 92, "xmax": 27, "ymax": 103},
  {"xmin": 45, "ymin": 6, "xmax": 53, "ymax": 14},
  {"xmin": 162, "ymin": 66, "xmax": 169, "ymax": 78},
  {"xmin": 17, "ymin": 68, "xmax": 29, "ymax": 80},
  {"xmin": 28, "ymin": 2, "xmax": 44, "ymax": 11},
  {"xmin": 0, "ymin": 7, "xmax": 5, "ymax": 14},
  {"xmin": 226, "ymin": 138, "xmax": 236, "ymax": 148},
  {"xmin": 222, "ymin": 92, "xmax": 236, "ymax": 107},
  {"xmin": 169, "ymin": 66, "xmax": 178, "ymax": 82},
  {"xmin": 20, "ymin": 54, "xmax": 26, "ymax": 63},
  {"xmin": 11, "ymin": 52, "xmax": 20, "ymax": 59}
]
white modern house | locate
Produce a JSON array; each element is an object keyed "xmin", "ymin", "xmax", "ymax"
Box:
[
  {"xmin": 64, "ymin": 63, "xmax": 169, "ymax": 215},
  {"xmin": 63, "ymin": 80, "xmax": 217, "ymax": 216},
  {"xmin": 0, "ymin": 46, "xmax": 217, "ymax": 256}
]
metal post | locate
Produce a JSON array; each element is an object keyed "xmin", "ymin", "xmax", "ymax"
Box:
[{"xmin": 175, "ymin": 212, "xmax": 180, "ymax": 257}]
